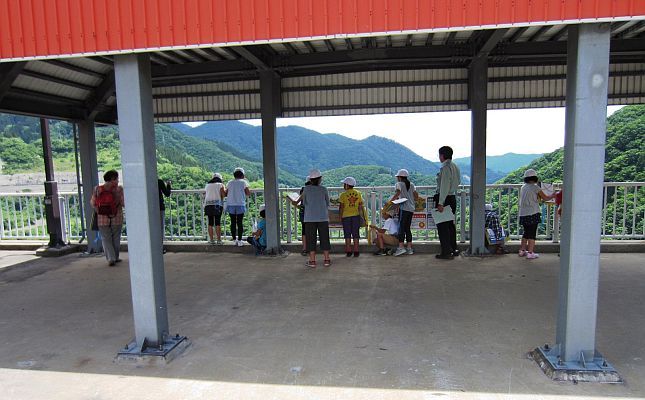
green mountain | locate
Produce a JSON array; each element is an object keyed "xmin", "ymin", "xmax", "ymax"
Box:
[
  {"xmin": 320, "ymin": 165, "xmax": 436, "ymax": 188},
  {"xmin": 453, "ymin": 153, "xmax": 543, "ymax": 175},
  {"xmin": 0, "ymin": 115, "xmax": 302, "ymax": 188},
  {"xmin": 172, "ymin": 121, "xmax": 441, "ymax": 177},
  {"xmin": 501, "ymin": 105, "xmax": 645, "ymax": 183},
  {"xmin": 453, "ymin": 153, "xmax": 543, "ymax": 184}
]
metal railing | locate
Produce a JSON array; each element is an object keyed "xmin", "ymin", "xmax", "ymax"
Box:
[{"xmin": 1, "ymin": 183, "xmax": 643, "ymax": 242}]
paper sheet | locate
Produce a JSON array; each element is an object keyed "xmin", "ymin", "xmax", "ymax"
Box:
[
  {"xmin": 392, "ymin": 198, "xmax": 408, "ymax": 205},
  {"xmin": 285, "ymin": 192, "xmax": 300, "ymax": 203},
  {"xmin": 430, "ymin": 207, "xmax": 455, "ymax": 224},
  {"xmin": 541, "ymin": 183, "xmax": 555, "ymax": 197}
]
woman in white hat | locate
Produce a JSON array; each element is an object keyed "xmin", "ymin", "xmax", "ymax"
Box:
[
  {"xmin": 519, "ymin": 169, "xmax": 555, "ymax": 259},
  {"xmin": 224, "ymin": 167, "xmax": 251, "ymax": 246},
  {"xmin": 204, "ymin": 173, "xmax": 225, "ymax": 244},
  {"xmin": 389, "ymin": 169, "xmax": 419, "ymax": 257},
  {"xmin": 302, "ymin": 169, "xmax": 331, "ymax": 268}
]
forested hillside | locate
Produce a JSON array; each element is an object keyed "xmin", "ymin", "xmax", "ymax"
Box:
[
  {"xmin": 501, "ymin": 105, "xmax": 645, "ymax": 183},
  {"xmin": 321, "ymin": 165, "xmax": 436, "ymax": 187},
  {"xmin": 0, "ymin": 115, "xmax": 302, "ymax": 188},
  {"xmin": 174, "ymin": 121, "xmax": 441, "ymax": 176}
]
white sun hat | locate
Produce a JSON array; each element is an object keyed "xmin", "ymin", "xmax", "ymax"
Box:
[
  {"xmin": 485, "ymin": 203, "xmax": 493, "ymax": 211},
  {"xmin": 395, "ymin": 169, "xmax": 409, "ymax": 177},
  {"xmin": 213, "ymin": 173, "xmax": 222, "ymax": 180},
  {"xmin": 341, "ymin": 176, "xmax": 357, "ymax": 186},
  {"xmin": 234, "ymin": 167, "xmax": 245, "ymax": 174},
  {"xmin": 523, "ymin": 169, "xmax": 538, "ymax": 178},
  {"xmin": 308, "ymin": 169, "xmax": 322, "ymax": 179}
]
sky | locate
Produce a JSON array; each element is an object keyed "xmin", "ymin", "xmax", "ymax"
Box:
[{"xmin": 187, "ymin": 106, "xmax": 623, "ymax": 162}]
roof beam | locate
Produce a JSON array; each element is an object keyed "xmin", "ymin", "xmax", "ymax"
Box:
[
  {"xmin": 549, "ymin": 26, "xmax": 568, "ymax": 41},
  {"xmin": 425, "ymin": 33, "xmax": 434, "ymax": 46},
  {"xmin": 474, "ymin": 29, "xmax": 509, "ymax": 58},
  {"xmin": 0, "ymin": 62, "xmax": 26, "ymax": 103},
  {"xmin": 86, "ymin": 71, "xmax": 115, "ymax": 121},
  {"xmin": 42, "ymin": 60, "xmax": 105, "ymax": 79},
  {"xmin": 617, "ymin": 20, "xmax": 645, "ymax": 38},
  {"xmin": 232, "ymin": 46, "xmax": 272, "ymax": 70},
  {"xmin": 445, "ymin": 31, "xmax": 458, "ymax": 45},
  {"xmin": 303, "ymin": 41, "xmax": 316, "ymax": 53},
  {"xmin": 20, "ymin": 69, "xmax": 95, "ymax": 91},
  {"xmin": 151, "ymin": 59, "xmax": 256, "ymax": 83},
  {"xmin": 508, "ymin": 26, "xmax": 529, "ymax": 43},
  {"xmin": 527, "ymin": 25, "xmax": 552, "ymax": 42}
]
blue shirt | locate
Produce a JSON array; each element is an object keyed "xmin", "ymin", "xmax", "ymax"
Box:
[{"xmin": 257, "ymin": 219, "xmax": 267, "ymax": 247}]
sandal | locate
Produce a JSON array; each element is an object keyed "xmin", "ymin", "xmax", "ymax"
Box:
[
  {"xmin": 306, "ymin": 260, "xmax": 317, "ymax": 268},
  {"xmin": 323, "ymin": 259, "xmax": 331, "ymax": 267}
]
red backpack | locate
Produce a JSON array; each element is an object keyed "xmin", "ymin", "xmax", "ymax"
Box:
[{"xmin": 96, "ymin": 185, "xmax": 118, "ymax": 216}]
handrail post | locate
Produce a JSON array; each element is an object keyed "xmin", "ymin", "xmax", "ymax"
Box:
[
  {"xmin": 285, "ymin": 194, "xmax": 292, "ymax": 243},
  {"xmin": 460, "ymin": 191, "xmax": 466, "ymax": 243}
]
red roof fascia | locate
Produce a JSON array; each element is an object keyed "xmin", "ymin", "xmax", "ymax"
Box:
[{"xmin": 1, "ymin": 0, "xmax": 644, "ymax": 61}]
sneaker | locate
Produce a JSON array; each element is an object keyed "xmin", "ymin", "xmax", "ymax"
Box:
[
  {"xmin": 373, "ymin": 249, "xmax": 386, "ymax": 256},
  {"xmin": 233, "ymin": 239, "xmax": 239, "ymax": 246},
  {"xmin": 346, "ymin": 252, "xmax": 352, "ymax": 257},
  {"xmin": 406, "ymin": 248, "xmax": 414, "ymax": 255},
  {"xmin": 237, "ymin": 240, "xmax": 244, "ymax": 247},
  {"xmin": 518, "ymin": 250, "xmax": 528, "ymax": 257},
  {"xmin": 452, "ymin": 249, "xmax": 461, "ymax": 257},
  {"xmin": 216, "ymin": 240, "xmax": 223, "ymax": 245},
  {"xmin": 306, "ymin": 260, "xmax": 317, "ymax": 268},
  {"xmin": 393, "ymin": 247, "xmax": 407, "ymax": 257},
  {"xmin": 208, "ymin": 239, "xmax": 216, "ymax": 245},
  {"xmin": 527, "ymin": 252, "xmax": 540, "ymax": 259}
]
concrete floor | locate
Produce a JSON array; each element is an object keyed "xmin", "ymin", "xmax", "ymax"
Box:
[{"xmin": 0, "ymin": 250, "xmax": 643, "ymax": 399}]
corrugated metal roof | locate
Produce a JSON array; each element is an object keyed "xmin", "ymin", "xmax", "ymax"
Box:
[
  {"xmin": 1, "ymin": 23, "xmax": 644, "ymax": 123},
  {"xmin": 2, "ymin": 0, "xmax": 645, "ymax": 62}
]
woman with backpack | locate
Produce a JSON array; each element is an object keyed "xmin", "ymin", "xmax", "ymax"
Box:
[{"xmin": 90, "ymin": 170, "xmax": 125, "ymax": 266}]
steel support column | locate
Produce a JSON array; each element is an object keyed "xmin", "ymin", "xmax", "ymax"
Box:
[
  {"xmin": 532, "ymin": 24, "xmax": 619, "ymax": 382},
  {"xmin": 468, "ymin": 56, "xmax": 489, "ymax": 255},
  {"xmin": 114, "ymin": 54, "xmax": 173, "ymax": 354},
  {"xmin": 557, "ymin": 23, "xmax": 610, "ymax": 361},
  {"xmin": 78, "ymin": 120, "xmax": 101, "ymax": 253},
  {"xmin": 260, "ymin": 71, "xmax": 282, "ymax": 253},
  {"xmin": 40, "ymin": 118, "xmax": 65, "ymax": 248}
]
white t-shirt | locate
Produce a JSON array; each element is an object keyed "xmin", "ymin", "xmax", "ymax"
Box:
[
  {"xmin": 519, "ymin": 183, "xmax": 542, "ymax": 216},
  {"xmin": 383, "ymin": 218, "xmax": 398, "ymax": 235},
  {"xmin": 395, "ymin": 181, "xmax": 417, "ymax": 212},
  {"xmin": 226, "ymin": 179, "xmax": 249, "ymax": 207},
  {"xmin": 204, "ymin": 182, "xmax": 224, "ymax": 205}
]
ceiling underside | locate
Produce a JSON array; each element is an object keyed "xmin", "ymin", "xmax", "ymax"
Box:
[{"xmin": 1, "ymin": 21, "xmax": 644, "ymax": 124}]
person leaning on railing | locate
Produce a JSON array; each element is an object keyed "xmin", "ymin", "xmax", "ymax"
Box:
[{"xmin": 518, "ymin": 169, "xmax": 555, "ymax": 259}]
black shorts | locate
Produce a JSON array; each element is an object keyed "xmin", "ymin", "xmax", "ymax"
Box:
[{"xmin": 205, "ymin": 205, "xmax": 223, "ymax": 226}]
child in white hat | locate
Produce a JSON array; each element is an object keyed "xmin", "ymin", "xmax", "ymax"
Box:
[
  {"xmin": 519, "ymin": 169, "xmax": 555, "ymax": 259},
  {"xmin": 339, "ymin": 176, "xmax": 364, "ymax": 257}
]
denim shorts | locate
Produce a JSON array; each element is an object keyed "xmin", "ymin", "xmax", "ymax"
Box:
[{"xmin": 227, "ymin": 205, "xmax": 246, "ymax": 215}]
